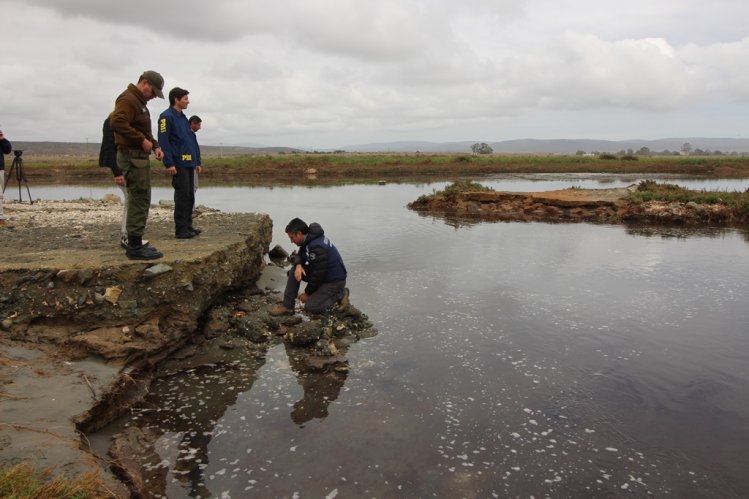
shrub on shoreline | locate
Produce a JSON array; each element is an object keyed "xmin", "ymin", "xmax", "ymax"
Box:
[{"xmin": 629, "ymin": 180, "xmax": 749, "ymax": 215}]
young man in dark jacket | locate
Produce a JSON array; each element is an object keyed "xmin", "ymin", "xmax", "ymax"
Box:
[
  {"xmin": 158, "ymin": 87, "xmax": 201, "ymax": 238},
  {"xmin": 271, "ymin": 218, "xmax": 349, "ymax": 315},
  {"xmin": 0, "ymin": 128, "xmax": 11, "ymax": 220}
]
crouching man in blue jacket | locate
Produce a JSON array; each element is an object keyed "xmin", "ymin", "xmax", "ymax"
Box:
[{"xmin": 271, "ymin": 218, "xmax": 349, "ymax": 315}]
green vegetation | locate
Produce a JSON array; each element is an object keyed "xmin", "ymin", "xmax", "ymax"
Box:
[
  {"xmin": 441, "ymin": 180, "xmax": 494, "ymax": 201},
  {"xmin": 471, "ymin": 142, "xmax": 494, "ymax": 154},
  {"xmin": 0, "ymin": 464, "xmax": 112, "ymax": 498},
  {"xmin": 17, "ymin": 152, "xmax": 749, "ymax": 183},
  {"xmin": 628, "ymin": 180, "xmax": 749, "ymax": 215},
  {"xmin": 413, "ymin": 180, "xmax": 494, "ymax": 204}
]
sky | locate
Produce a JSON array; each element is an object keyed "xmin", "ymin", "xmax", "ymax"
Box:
[{"xmin": 1, "ymin": 0, "xmax": 749, "ymax": 149}]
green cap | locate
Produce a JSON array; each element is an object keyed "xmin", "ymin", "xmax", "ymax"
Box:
[{"xmin": 140, "ymin": 70, "xmax": 164, "ymax": 99}]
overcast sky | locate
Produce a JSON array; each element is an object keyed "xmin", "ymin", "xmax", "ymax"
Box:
[{"xmin": 2, "ymin": 0, "xmax": 748, "ymax": 149}]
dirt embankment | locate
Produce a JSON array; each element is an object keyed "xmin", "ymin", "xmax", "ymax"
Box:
[
  {"xmin": 0, "ymin": 199, "xmax": 272, "ymax": 496},
  {"xmin": 408, "ymin": 187, "xmax": 742, "ymax": 226}
]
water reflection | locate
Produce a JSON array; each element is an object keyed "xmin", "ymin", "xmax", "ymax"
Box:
[
  {"xmin": 417, "ymin": 209, "xmax": 749, "ymax": 242},
  {"xmin": 112, "ymin": 297, "xmax": 377, "ymax": 498},
  {"xmin": 624, "ymin": 225, "xmax": 743, "ymax": 240},
  {"xmin": 285, "ymin": 342, "xmax": 349, "ymax": 426},
  {"xmin": 126, "ymin": 354, "xmax": 270, "ymax": 497}
]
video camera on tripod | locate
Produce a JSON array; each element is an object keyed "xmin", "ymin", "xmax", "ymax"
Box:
[{"xmin": 3, "ymin": 149, "xmax": 34, "ymax": 204}]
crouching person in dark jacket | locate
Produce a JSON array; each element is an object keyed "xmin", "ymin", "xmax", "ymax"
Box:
[{"xmin": 271, "ymin": 218, "xmax": 349, "ymax": 315}]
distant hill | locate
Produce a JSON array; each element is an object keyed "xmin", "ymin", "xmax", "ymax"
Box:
[
  {"xmin": 9, "ymin": 141, "xmax": 303, "ymax": 158},
  {"xmin": 9, "ymin": 138, "xmax": 749, "ymax": 157},
  {"xmin": 341, "ymin": 138, "xmax": 749, "ymax": 154}
]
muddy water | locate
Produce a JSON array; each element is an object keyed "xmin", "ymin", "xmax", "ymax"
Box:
[{"xmin": 44, "ymin": 176, "xmax": 749, "ymax": 497}]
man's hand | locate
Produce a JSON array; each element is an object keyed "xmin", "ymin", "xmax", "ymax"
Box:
[
  {"xmin": 142, "ymin": 138, "xmax": 153, "ymax": 153},
  {"xmin": 298, "ymin": 292, "xmax": 309, "ymax": 303},
  {"xmin": 154, "ymin": 147, "xmax": 164, "ymax": 160},
  {"xmin": 294, "ymin": 264, "xmax": 306, "ymax": 282},
  {"xmin": 196, "ymin": 165, "xmax": 203, "ymax": 174},
  {"xmin": 114, "ymin": 175, "xmax": 125, "ymax": 186},
  {"xmin": 165, "ymin": 166, "xmax": 177, "ymax": 175}
]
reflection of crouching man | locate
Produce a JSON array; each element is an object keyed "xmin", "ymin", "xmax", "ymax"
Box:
[{"xmin": 271, "ymin": 218, "xmax": 349, "ymax": 316}]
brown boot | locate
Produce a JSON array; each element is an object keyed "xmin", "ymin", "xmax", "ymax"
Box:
[
  {"xmin": 270, "ymin": 304, "xmax": 294, "ymax": 316},
  {"xmin": 337, "ymin": 288, "xmax": 350, "ymax": 310}
]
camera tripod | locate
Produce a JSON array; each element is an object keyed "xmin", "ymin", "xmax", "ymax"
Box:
[{"xmin": 3, "ymin": 150, "xmax": 33, "ymax": 204}]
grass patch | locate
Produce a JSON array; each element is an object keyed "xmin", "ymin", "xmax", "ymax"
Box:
[
  {"xmin": 442, "ymin": 180, "xmax": 494, "ymax": 200},
  {"xmin": 0, "ymin": 464, "xmax": 113, "ymax": 499},
  {"xmin": 19, "ymin": 152, "xmax": 749, "ymax": 181},
  {"xmin": 628, "ymin": 180, "xmax": 749, "ymax": 215},
  {"xmin": 413, "ymin": 180, "xmax": 494, "ymax": 204}
]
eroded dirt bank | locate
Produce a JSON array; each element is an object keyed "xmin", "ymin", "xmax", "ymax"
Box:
[
  {"xmin": 407, "ymin": 187, "xmax": 743, "ymax": 226},
  {"xmin": 0, "ymin": 200, "xmax": 272, "ymax": 496}
]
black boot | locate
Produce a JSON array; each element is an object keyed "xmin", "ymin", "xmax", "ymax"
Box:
[{"xmin": 126, "ymin": 234, "xmax": 163, "ymax": 260}]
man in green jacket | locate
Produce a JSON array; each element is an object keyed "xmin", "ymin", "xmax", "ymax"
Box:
[{"xmin": 110, "ymin": 70, "xmax": 165, "ymax": 260}]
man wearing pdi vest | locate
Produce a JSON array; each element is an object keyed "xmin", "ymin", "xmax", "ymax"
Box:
[{"xmin": 158, "ymin": 87, "xmax": 201, "ymax": 239}]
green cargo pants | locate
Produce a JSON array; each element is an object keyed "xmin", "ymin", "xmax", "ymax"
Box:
[{"xmin": 116, "ymin": 148, "xmax": 151, "ymax": 237}]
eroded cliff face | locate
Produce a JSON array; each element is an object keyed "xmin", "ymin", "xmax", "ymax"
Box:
[
  {"xmin": 0, "ymin": 200, "xmax": 272, "ymax": 496},
  {"xmin": 1, "ymin": 202, "xmax": 271, "ymax": 355}
]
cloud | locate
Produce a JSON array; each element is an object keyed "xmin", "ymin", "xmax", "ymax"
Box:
[
  {"xmin": 681, "ymin": 38, "xmax": 749, "ymax": 102},
  {"xmin": 4, "ymin": 0, "xmax": 749, "ymax": 146},
  {"xmin": 514, "ymin": 33, "xmax": 693, "ymax": 111}
]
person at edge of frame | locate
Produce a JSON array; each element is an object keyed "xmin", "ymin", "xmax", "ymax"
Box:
[
  {"xmin": 158, "ymin": 87, "xmax": 200, "ymax": 239},
  {"xmin": 109, "ymin": 70, "xmax": 165, "ymax": 260},
  {"xmin": 0, "ymin": 127, "xmax": 12, "ymax": 220}
]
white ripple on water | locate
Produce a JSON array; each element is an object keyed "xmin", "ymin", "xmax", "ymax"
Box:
[{"xmin": 392, "ymin": 294, "xmax": 685, "ymax": 496}]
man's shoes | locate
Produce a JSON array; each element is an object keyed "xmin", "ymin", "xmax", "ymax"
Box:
[
  {"xmin": 270, "ymin": 305, "xmax": 294, "ymax": 316},
  {"xmin": 176, "ymin": 231, "xmax": 195, "ymax": 239},
  {"xmin": 121, "ymin": 235, "xmax": 149, "ymax": 249},
  {"xmin": 126, "ymin": 244, "xmax": 163, "ymax": 260},
  {"xmin": 189, "ymin": 227, "xmax": 202, "ymax": 235},
  {"xmin": 337, "ymin": 287, "xmax": 350, "ymax": 309}
]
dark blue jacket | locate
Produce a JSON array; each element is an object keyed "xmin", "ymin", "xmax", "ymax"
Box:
[
  {"xmin": 0, "ymin": 138, "xmax": 11, "ymax": 171},
  {"xmin": 98, "ymin": 117, "xmax": 122, "ymax": 177},
  {"xmin": 294, "ymin": 223, "xmax": 347, "ymax": 295},
  {"xmin": 157, "ymin": 107, "xmax": 199, "ymax": 169},
  {"xmin": 191, "ymin": 130, "xmax": 201, "ymax": 166}
]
